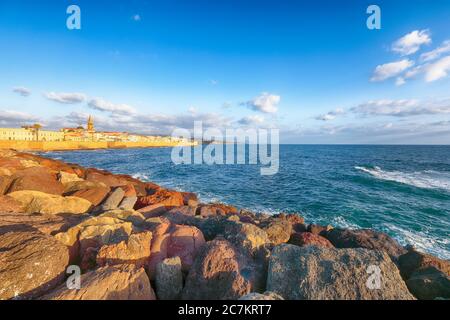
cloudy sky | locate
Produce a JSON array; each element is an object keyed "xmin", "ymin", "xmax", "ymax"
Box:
[{"xmin": 0, "ymin": 0, "xmax": 449, "ymax": 144}]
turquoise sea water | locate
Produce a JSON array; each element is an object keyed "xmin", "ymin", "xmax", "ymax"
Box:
[{"xmin": 43, "ymin": 145, "xmax": 450, "ymax": 259}]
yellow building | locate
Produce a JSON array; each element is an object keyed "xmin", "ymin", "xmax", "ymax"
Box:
[{"xmin": 0, "ymin": 126, "xmax": 64, "ymax": 142}]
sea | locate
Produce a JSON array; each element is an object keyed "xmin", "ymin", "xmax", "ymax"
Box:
[{"xmin": 43, "ymin": 145, "xmax": 450, "ymax": 259}]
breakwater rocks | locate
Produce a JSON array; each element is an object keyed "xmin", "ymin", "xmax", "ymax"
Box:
[{"xmin": 0, "ymin": 149, "xmax": 448, "ymax": 300}]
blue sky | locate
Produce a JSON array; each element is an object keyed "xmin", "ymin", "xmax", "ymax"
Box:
[{"xmin": 0, "ymin": 0, "xmax": 449, "ymax": 143}]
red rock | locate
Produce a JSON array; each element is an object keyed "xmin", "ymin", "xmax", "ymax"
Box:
[
  {"xmin": 37, "ymin": 158, "xmax": 77, "ymax": 175},
  {"xmin": 167, "ymin": 225, "xmax": 206, "ymax": 272},
  {"xmin": 199, "ymin": 203, "xmax": 239, "ymax": 217},
  {"xmin": 147, "ymin": 222, "xmax": 205, "ymax": 278},
  {"xmin": 282, "ymin": 213, "xmax": 307, "ymax": 233},
  {"xmin": 69, "ymin": 186, "xmax": 111, "ymax": 206},
  {"xmin": 324, "ymin": 228, "xmax": 407, "ymax": 260},
  {"xmin": 181, "ymin": 192, "xmax": 199, "ymax": 207},
  {"xmin": 308, "ymin": 224, "xmax": 333, "ymax": 235},
  {"xmin": 182, "ymin": 239, "xmax": 262, "ymax": 300},
  {"xmin": 289, "ymin": 232, "xmax": 334, "ymax": 248},
  {"xmin": 121, "ymin": 184, "xmax": 137, "ymax": 197},
  {"xmin": 85, "ymin": 169, "xmax": 129, "ymax": 187},
  {"xmin": 8, "ymin": 166, "xmax": 65, "ymax": 195},
  {"xmin": 145, "ymin": 182, "xmax": 161, "ymax": 195},
  {"xmin": 135, "ymin": 189, "xmax": 184, "ymax": 210},
  {"xmin": 398, "ymin": 247, "xmax": 450, "ymax": 279}
]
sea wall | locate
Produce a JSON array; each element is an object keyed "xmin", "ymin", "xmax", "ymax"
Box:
[
  {"xmin": 0, "ymin": 140, "xmax": 196, "ymax": 151},
  {"xmin": 0, "ymin": 149, "xmax": 448, "ymax": 300}
]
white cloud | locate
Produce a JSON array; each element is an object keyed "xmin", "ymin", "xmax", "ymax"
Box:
[
  {"xmin": 44, "ymin": 92, "xmax": 86, "ymax": 104},
  {"xmin": 12, "ymin": 86, "xmax": 31, "ymax": 97},
  {"xmin": 238, "ymin": 115, "xmax": 265, "ymax": 125},
  {"xmin": 392, "ymin": 30, "xmax": 431, "ymax": 56},
  {"xmin": 395, "ymin": 77, "xmax": 406, "ymax": 86},
  {"xmin": 88, "ymin": 98, "xmax": 137, "ymax": 115},
  {"xmin": 243, "ymin": 92, "xmax": 280, "ymax": 113},
  {"xmin": 424, "ymin": 55, "xmax": 450, "ymax": 82},
  {"xmin": 420, "ymin": 40, "xmax": 450, "ymax": 62},
  {"xmin": 371, "ymin": 59, "xmax": 414, "ymax": 82},
  {"xmin": 315, "ymin": 108, "xmax": 345, "ymax": 121},
  {"xmin": 0, "ymin": 110, "xmax": 39, "ymax": 126},
  {"xmin": 351, "ymin": 98, "xmax": 450, "ymax": 117}
]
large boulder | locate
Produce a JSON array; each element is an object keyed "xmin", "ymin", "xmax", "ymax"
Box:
[
  {"xmin": 155, "ymin": 256, "xmax": 183, "ymax": 300},
  {"xmin": 58, "ymin": 171, "xmax": 83, "ymax": 184},
  {"xmin": 135, "ymin": 189, "xmax": 184, "ymax": 210},
  {"xmin": 282, "ymin": 213, "xmax": 306, "ymax": 233},
  {"xmin": 181, "ymin": 192, "xmax": 198, "ymax": 207},
  {"xmin": 147, "ymin": 224, "xmax": 205, "ymax": 277},
  {"xmin": 261, "ymin": 218, "xmax": 292, "ymax": 245},
  {"xmin": 54, "ymin": 216, "xmax": 134, "ymax": 263},
  {"xmin": 406, "ymin": 267, "xmax": 450, "ymax": 300},
  {"xmin": 96, "ymin": 231, "xmax": 152, "ymax": 268},
  {"xmin": 99, "ymin": 187, "xmax": 125, "ymax": 211},
  {"xmin": 0, "ymin": 211, "xmax": 85, "ymax": 236},
  {"xmin": 0, "ymin": 224, "xmax": 69, "ymax": 300},
  {"xmin": 224, "ymin": 220, "xmax": 271, "ymax": 257},
  {"xmin": 198, "ymin": 203, "xmax": 238, "ymax": 217},
  {"xmin": 267, "ymin": 245, "xmax": 415, "ymax": 300},
  {"xmin": 308, "ymin": 224, "xmax": 333, "ymax": 235},
  {"xmin": 182, "ymin": 239, "xmax": 263, "ymax": 300},
  {"xmin": 289, "ymin": 232, "xmax": 334, "ymax": 248},
  {"xmin": 0, "ymin": 175, "xmax": 13, "ymax": 195},
  {"xmin": 398, "ymin": 247, "xmax": 450, "ymax": 280},
  {"xmin": 84, "ymin": 169, "xmax": 129, "ymax": 188},
  {"xmin": 99, "ymin": 209, "xmax": 146, "ymax": 227},
  {"xmin": 0, "ymin": 195, "xmax": 23, "ymax": 213},
  {"xmin": 8, "ymin": 190, "xmax": 92, "ymax": 215},
  {"xmin": 63, "ymin": 180, "xmax": 108, "ymax": 194},
  {"xmin": 166, "ymin": 225, "xmax": 206, "ymax": 272},
  {"xmin": 69, "ymin": 186, "xmax": 111, "ymax": 207},
  {"xmin": 8, "ymin": 166, "xmax": 65, "ymax": 195},
  {"xmin": 41, "ymin": 264, "xmax": 156, "ymax": 300},
  {"xmin": 119, "ymin": 196, "xmax": 138, "ymax": 210},
  {"xmin": 324, "ymin": 228, "xmax": 406, "ymax": 260}
]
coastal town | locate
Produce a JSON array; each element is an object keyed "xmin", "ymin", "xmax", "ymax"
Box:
[{"xmin": 0, "ymin": 115, "xmax": 196, "ymax": 151}]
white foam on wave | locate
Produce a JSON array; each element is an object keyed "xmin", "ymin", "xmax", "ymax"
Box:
[
  {"xmin": 382, "ymin": 224, "xmax": 450, "ymax": 260},
  {"xmin": 132, "ymin": 172, "xmax": 150, "ymax": 181},
  {"xmin": 355, "ymin": 166, "xmax": 450, "ymax": 191}
]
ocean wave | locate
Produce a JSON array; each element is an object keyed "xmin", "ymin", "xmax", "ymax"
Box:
[
  {"xmin": 355, "ymin": 166, "xmax": 450, "ymax": 191},
  {"xmin": 132, "ymin": 172, "xmax": 150, "ymax": 181},
  {"xmin": 382, "ymin": 224, "xmax": 450, "ymax": 260}
]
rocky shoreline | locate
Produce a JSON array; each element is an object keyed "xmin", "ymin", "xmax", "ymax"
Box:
[{"xmin": 0, "ymin": 149, "xmax": 448, "ymax": 300}]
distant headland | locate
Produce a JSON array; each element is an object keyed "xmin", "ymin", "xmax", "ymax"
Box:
[{"xmin": 0, "ymin": 115, "xmax": 197, "ymax": 151}]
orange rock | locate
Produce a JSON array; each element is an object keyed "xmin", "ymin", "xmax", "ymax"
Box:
[
  {"xmin": 0, "ymin": 224, "xmax": 70, "ymax": 300},
  {"xmin": 289, "ymin": 232, "xmax": 334, "ymax": 248},
  {"xmin": 70, "ymin": 186, "xmax": 111, "ymax": 206},
  {"xmin": 8, "ymin": 167, "xmax": 65, "ymax": 195},
  {"xmin": 42, "ymin": 264, "xmax": 156, "ymax": 300},
  {"xmin": 121, "ymin": 184, "xmax": 137, "ymax": 197},
  {"xmin": 199, "ymin": 203, "xmax": 239, "ymax": 217},
  {"xmin": 97, "ymin": 231, "xmax": 152, "ymax": 268},
  {"xmin": 0, "ymin": 195, "xmax": 23, "ymax": 213},
  {"xmin": 135, "ymin": 189, "xmax": 184, "ymax": 210}
]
